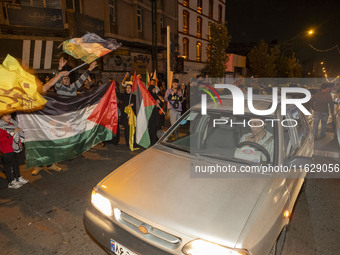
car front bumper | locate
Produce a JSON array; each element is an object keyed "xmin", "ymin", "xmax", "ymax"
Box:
[{"xmin": 84, "ymin": 205, "xmax": 171, "ymax": 255}]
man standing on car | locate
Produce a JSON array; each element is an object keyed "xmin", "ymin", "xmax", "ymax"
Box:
[{"xmin": 310, "ymin": 83, "xmax": 335, "ymax": 140}]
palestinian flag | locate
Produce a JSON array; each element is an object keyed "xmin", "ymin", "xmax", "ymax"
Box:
[
  {"xmin": 62, "ymin": 33, "xmax": 121, "ymax": 64},
  {"xmin": 0, "ymin": 54, "xmax": 46, "ymax": 115},
  {"xmin": 135, "ymin": 77, "xmax": 156, "ymax": 148},
  {"xmin": 17, "ymin": 81, "xmax": 118, "ymax": 168}
]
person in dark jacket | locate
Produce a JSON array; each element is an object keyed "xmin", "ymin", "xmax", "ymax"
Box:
[
  {"xmin": 147, "ymin": 85, "xmax": 164, "ymax": 145},
  {"xmin": 310, "ymin": 83, "xmax": 335, "ymax": 139},
  {"xmin": 120, "ymin": 84, "xmax": 136, "ymax": 147}
]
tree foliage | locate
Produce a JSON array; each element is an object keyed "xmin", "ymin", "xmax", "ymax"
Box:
[
  {"xmin": 248, "ymin": 40, "xmax": 302, "ymax": 78},
  {"xmin": 203, "ymin": 23, "xmax": 231, "ymax": 78}
]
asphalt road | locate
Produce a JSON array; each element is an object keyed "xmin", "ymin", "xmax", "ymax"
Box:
[{"xmin": 0, "ymin": 135, "xmax": 339, "ymax": 255}]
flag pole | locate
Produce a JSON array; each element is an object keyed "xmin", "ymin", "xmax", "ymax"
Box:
[
  {"xmin": 128, "ymin": 92, "xmax": 132, "ymax": 105},
  {"xmin": 157, "ymin": 105, "xmax": 165, "ymax": 115},
  {"xmin": 69, "ymin": 62, "xmax": 87, "ymax": 73}
]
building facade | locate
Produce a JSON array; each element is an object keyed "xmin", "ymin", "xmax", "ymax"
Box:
[
  {"xmin": 177, "ymin": 0, "xmax": 226, "ymax": 83},
  {"xmin": 0, "ymin": 0, "xmax": 177, "ymax": 83}
]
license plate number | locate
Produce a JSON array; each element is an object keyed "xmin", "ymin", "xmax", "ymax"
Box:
[{"xmin": 110, "ymin": 239, "xmax": 138, "ymax": 255}]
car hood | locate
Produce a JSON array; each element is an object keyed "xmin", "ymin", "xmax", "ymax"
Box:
[{"xmin": 99, "ymin": 146, "xmax": 269, "ymax": 247}]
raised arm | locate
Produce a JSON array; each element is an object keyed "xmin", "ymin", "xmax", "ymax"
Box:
[{"xmin": 42, "ymin": 71, "xmax": 69, "ymax": 93}]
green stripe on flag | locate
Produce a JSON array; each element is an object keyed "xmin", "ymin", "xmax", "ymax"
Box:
[{"xmin": 25, "ymin": 125, "xmax": 112, "ymax": 168}]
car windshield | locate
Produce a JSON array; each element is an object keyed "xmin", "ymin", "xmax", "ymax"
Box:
[{"xmin": 160, "ymin": 110, "xmax": 277, "ymax": 164}]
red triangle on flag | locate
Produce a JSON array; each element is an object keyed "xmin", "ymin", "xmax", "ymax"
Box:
[
  {"xmin": 136, "ymin": 77, "xmax": 157, "ymax": 107},
  {"xmin": 87, "ymin": 81, "xmax": 118, "ymax": 135}
]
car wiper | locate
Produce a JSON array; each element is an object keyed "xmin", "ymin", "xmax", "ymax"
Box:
[
  {"xmin": 160, "ymin": 142, "xmax": 190, "ymax": 153},
  {"xmin": 193, "ymin": 152, "xmax": 229, "ymax": 161},
  {"xmin": 192, "ymin": 152, "xmax": 254, "ymax": 165}
]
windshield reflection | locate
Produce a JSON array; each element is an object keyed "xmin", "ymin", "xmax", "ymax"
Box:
[{"xmin": 160, "ymin": 110, "xmax": 276, "ymax": 164}]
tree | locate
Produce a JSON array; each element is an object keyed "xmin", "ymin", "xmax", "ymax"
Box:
[
  {"xmin": 247, "ymin": 40, "xmax": 279, "ymax": 77},
  {"xmin": 202, "ymin": 23, "xmax": 231, "ymax": 78},
  {"xmin": 248, "ymin": 40, "xmax": 302, "ymax": 78}
]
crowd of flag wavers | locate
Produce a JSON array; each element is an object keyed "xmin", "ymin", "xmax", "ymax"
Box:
[
  {"xmin": 1, "ymin": 53, "xmax": 340, "ymax": 189},
  {"xmin": 0, "ymin": 53, "xmax": 193, "ymax": 189}
]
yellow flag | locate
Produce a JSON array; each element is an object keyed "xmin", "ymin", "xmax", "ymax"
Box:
[
  {"xmin": 0, "ymin": 54, "xmax": 46, "ymax": 115},
  {"xmin": 124, "ymin": 106, "xmax": 139, "ymax": 151}
]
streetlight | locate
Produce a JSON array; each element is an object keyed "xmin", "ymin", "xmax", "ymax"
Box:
[
  {"xmin": 287, "ymin": 29, "xmax": 314, "ymax": 42},
  {"xmin": 308, "ymin": 30, "xmax": 314, "ymax": 35}
]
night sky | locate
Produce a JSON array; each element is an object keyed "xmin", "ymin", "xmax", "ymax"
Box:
[{"xmin": 226, "ymin": 0, "xmax": 340, "ymax": 75}]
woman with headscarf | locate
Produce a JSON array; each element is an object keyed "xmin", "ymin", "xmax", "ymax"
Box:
[
  {"xmin": 120, "ymin": 84, "xmax": 136, "ymax": 147},
  {"xmin": 147, "ymin": 85, "xmax": 164, "ymax": 145}
]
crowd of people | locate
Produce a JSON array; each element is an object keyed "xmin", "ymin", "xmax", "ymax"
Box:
[
  {"xmin": 1, "ymin": 52, "xmax": 339, "ymax": 189},
  {"xmin": 0, "ymin": 54, "xmax": 194, "ymax": 189}
]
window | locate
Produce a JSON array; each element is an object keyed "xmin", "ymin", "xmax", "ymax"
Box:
[
  {"xmin": 32, "ymin": 0, "xmax": 44, "ymax": 7},
  {"xmin": 20, "ymin": 0, "xmax": 61, "ymax": 8},
  {"xmin": 137, "ymin": 7, "xmax": 143, "ymax": 31},
  {"xmin": 208, "ymin": 22, "xmax": 212, "ymax": 39},
  {"xmin": 183, "ymin": 0, "xmax": 189, "ymax": 7},
  {"xmin": 160, "ymin": 15, "xmax": 164, "ymax": 29},
  {"xmin": 196, "ymin": 41, "xmax": 202, "ymax": 61},
  {"xmin": 66, "ymin": 0, "xmax": 81, "ymax": 12},
  {"xmin": 183, "ymin": 10, "xmax": 189, "ymax": 34},
  {"xmin": 197, "ymin": 17, "xmax": 202, "ymax": 38},
  {"xmin": 197, "ymin": 0, "xmax": 202, "ymax": 13},
  {"xmin": 218, "ymin": 4, "xmax": 222, "ymax": 23},
  {"xmin": 183, "ymin": 38, "xmax": 189, "ymax": 59},
  {"xmin": 209, "ymin": 0, "xmax": 213, "ymax": 19},
  {"xmin": 109, "ymin": 0, "xmax": 116, "ymax": 23}
]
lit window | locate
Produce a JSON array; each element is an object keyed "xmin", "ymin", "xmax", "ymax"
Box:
[
  {"xmin": 196, "ymin": 41, "xmax": 202, "ymax": 62},
  {"xmin": 183, "ymin": 38, "xmax": 189, "ymax": 59},
  {"xmin": 209, "ymin": 0, "xmax": 213, "ymax": 19},
  {"xmin": 208, "ymin": 22, "xmax": 212, "ymax": 39},
  {"xmin": 197, "ymin": 0, "xmax": 202, "ymax": 13},
  {"xmin": 183, "ymin": 0, "xmax": 189, "ymax": 7},
  {"xmin": 183, "ymin": 10, "xmax": 189, "ymax": 34},
  {"xmin": 197, "ymin": 17, "xmax": 202, "ymax": 38},
  {"xmin": 137, "ymin": 7, "xmax": 143, "ymax": 31}
]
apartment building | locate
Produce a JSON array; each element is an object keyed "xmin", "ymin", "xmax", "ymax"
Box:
[{"xmin": 177, "ymin": 0, "xmax": 226, "ymax": 82}]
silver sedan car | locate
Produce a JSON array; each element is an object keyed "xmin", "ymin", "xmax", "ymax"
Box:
[{"xmin": 84, "ymin": 96, "xmax": 314, "ymax": 255}]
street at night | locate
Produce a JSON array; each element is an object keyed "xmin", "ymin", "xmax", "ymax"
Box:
[
  {"xmin": 1, "ymin": 0, "xmax": 340, "ymax": 254},
  {"xmin": 1, "ymin": 129, "xmax": 339, "ymax": 255}
]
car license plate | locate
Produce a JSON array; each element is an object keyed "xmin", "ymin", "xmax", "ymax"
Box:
[{"xmin": 110, "ymin": 239, "xmax": 138, "ymax": 255}]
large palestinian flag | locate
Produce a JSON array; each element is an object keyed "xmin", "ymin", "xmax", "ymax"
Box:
[
  {"xmin": 135, "ymin": 77, "xmax": 156, "ymax": 148},
  {"xmin": 17, "ymin": 81, "xmax": 118, "ymax": 168}
]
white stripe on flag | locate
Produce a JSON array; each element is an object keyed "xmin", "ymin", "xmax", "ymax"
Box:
[
  {"xmin": 18, "ymin": 104, "xmax": 97, "ymax": 142},
  {"xmin": 22, "ymin": 40, "xmax": 31, "ymax": 68},
  {"xmin": 33, "ymin": 40, "xmax": 42, "ymax": 69},
  {"xmin": 44, "ymin": 41, "xmax": 53, "ymax": 69},
  {"xmin": 136, "ymin": 98, "xmax": 147, "ymax": 143}
]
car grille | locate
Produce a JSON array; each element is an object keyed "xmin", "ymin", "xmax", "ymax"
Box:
[{"xmin": 116, "ymin": 210, "xmax": 182, "ymax": 250}]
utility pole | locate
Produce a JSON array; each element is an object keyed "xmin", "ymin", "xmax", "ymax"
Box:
[
  {"xmin": 151, "ymin": 0, "xmax": 158, "ymax": 73},
  {"xmin": 167, "ymin": 26, "xmax": 171, "ymax": 89}
]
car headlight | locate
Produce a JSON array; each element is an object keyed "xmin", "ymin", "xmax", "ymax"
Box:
[
  {"xmin": 91, "ymin": 189, "xmax": 113, "ymax": 217},
  {"xmin": 182, "ymin": 239, "xmax": 249, "ymax": 255}
]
